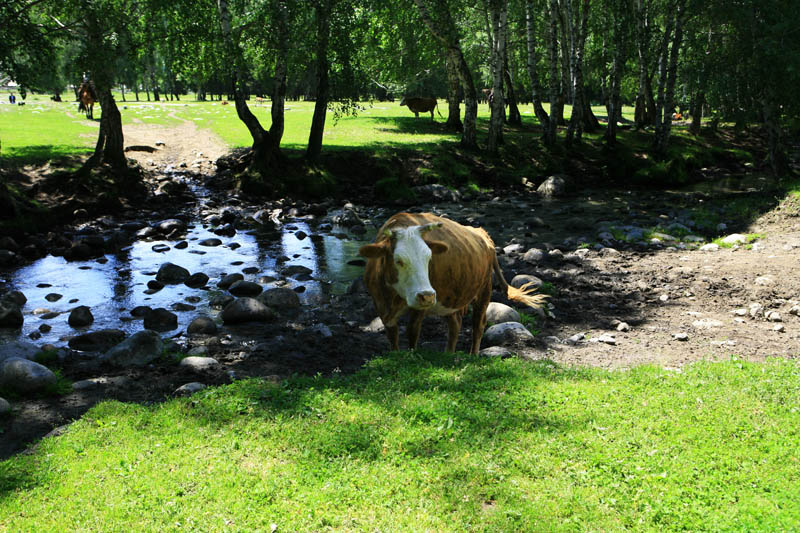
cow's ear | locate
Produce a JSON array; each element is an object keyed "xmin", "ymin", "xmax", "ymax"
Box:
[
  {"xmin": 359, "ymin": 241, "xmax": 391, "ymax": 258},
  {"xmin": 425, "ymin": 240, "xmax": 448, "ymax": 255}
]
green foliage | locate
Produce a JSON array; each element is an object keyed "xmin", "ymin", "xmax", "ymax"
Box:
[
  {"xmin": 2, "ymin": 356, "xmax": 800, "ymax": 530},
  {"xmin": 517, "ymin": 311, "xmax": 541, "ymax": 336}
]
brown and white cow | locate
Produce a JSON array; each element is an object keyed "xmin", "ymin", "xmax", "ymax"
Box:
[
  {"xmin": 359, "ymin": 212, "xmax": 546, "ymax": 354},
  {"xmin": 400, "ymin": 97, "xmax": 442, "ymax": 120}
]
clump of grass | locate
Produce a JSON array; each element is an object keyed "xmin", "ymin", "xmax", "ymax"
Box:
[
  {"xmin": 0, "ymin": 369, "xmax": 72, "ymax": 400},
  {"xmin": 712, "ymin": 232, "xmax": 764, "ymax": 248},
  {"xmin": 517, "ymin": 311, "xmax": 541, "ymax": 336}
]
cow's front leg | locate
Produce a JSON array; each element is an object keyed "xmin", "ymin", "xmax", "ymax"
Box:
[
  {"xmin": 385, "ymin": 324, "xmax": 400, "ymax": 351},
  {"xmin": 407, "ymin": 309, "xmax": 426, "ymax": 350},
  {"xmin": 445, "ymin": 311, "xmax": 464, "ymax": 352}
]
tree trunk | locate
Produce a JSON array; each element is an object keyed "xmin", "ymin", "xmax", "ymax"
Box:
[
  {"xmin": 556, "ymin": 5, "xmax": 570, "ymax": 126},
  {"xmin": 566, "ymin": 0, "xmax": 590, "ymax": 145},
  {"xmin": 545, "ymin": 0, "xmax": 560, "ymax": 145},
  {"xmin": 217, "ymin": 0, "xmax": 280, "ymax": 174},
  {"xmin": 121, "ymin": 85, "xmax": 126, "ymax": 102},
  {"xmin": 633, "ymin": 0, "xmax": 650, "ymax": 129},
  {"xmin": 270, "ymin": 0, "xmax": 289, "ymax": 145},
  {"xmin": 445, "ymin": 52, "xmax": 463, "ymax": 130},
  {"xmin": 414, "ymin": 0, "xmax": 478, "ymax": 149},
  {"xmin": 762, "ymin": 90, "xmax": 789, "ymax": 177},
  {"xmin": 83, "ymin": 87, "xmax": 126, "ymax": 171},
  {"xmin": 654, "ymin": 0, "xmax": 685, "ymax": 155},
  {"xmin": 487, "ymin": 0, "xmax": 507, "ymax": 153},
  {"xmin": 689, "ymin": 91, "xmax": 704, "ymax": 135},
  {"xmin": 525, "ymin": 0, "xmax": 550, "ymax": 129},
  {"xmin": 306, "ymin": 0, "xmax": 331, "ymax": 161},
  {"xmin": 603, "ymin": 0, "xmax": 625, "ymax": 146},
  {"xmin": 503, "ymin": 49, "xmax": 521, "ymax": 125}
]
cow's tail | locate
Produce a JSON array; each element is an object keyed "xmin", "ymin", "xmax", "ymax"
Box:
[
  {"xmin": 492, "ymin": 254, "xmax": 547, "ymax": 308},
  {"xmin": 436, "ymin": 103, "xmax": 443, "ymax": 118}
]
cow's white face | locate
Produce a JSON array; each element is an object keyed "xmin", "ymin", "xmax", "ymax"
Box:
[{"xmin": 390, "ymin": 225, "xmax": 439, "ymax": 309}]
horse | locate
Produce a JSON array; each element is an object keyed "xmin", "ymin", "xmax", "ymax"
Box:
[{"xmin": 77, "ymin": 81, "xmax": 97, "ymax": 119}]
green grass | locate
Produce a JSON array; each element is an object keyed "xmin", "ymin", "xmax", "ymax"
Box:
[
  {"xmin": 517, "ymin": 311, "xmax": 541, "ymax": 336},
  {"xmin": 2, "ymin": 353, "xmax": 798, "ymax": 531},
  {"xmin": 712, "ymin": 232, "xmax": 765, "ymax": 248}
]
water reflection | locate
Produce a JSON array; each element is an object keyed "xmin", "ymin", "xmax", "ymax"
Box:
[{"xmin": 1, "ymin": 220, "xmax": 372, "ymax": 346}]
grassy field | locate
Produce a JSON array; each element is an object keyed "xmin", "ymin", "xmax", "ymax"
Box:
[
  {"xmin": 2, "ymin": 352, "xmax": 799, "ymax": 531},
  {"xmin": 0, "ymin": 93, "xmax": 639, "ymax": 166}
]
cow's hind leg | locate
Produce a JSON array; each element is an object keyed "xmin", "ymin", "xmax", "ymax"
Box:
[
  {"xmin": 407, "ymin": 309, "xmax": 426, "ymax": 350},
  {"xmin": 445, "ymin": 311, "xmax": 464, "ymax": 352},
  {"xmin": 469, "ymin": 279, "xmax": 492, "ymax": 354}
]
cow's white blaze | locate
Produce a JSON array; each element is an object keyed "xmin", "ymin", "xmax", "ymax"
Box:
[{"xmin": 390, "ymin": 225, "xmax": 437, "ymax": 309}]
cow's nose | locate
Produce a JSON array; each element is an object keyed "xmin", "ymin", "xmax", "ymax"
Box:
[{"xmin": 416, "ymin": 291, "xmax": 436, "ymax": 307}]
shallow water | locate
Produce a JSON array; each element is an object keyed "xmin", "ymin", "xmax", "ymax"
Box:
[{"xmin": 1, "ymin": 220, "xmax": 370, "ymax": 347}]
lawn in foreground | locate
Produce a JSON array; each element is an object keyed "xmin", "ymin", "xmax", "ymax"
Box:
[{"xmin": 1, "ymin": 353, "xmax": 798, "ymax": 531}]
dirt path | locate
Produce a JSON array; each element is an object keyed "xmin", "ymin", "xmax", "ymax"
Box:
[{"xmin": 123, "ymin": 114, "xmax": 228, "ymax": 170}]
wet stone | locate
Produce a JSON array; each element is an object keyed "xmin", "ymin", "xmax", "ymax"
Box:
[
  {"xmin": 0, "ymin": 358, "xmax": 57, "ymax": 394},
  {"xmin": 0, "ymin": 301, "xmax": 23, "ymax": 328},
  {"xmin": 152, "ymin": 244, "xmax": 170, "ymax": 253},
  {"xmin": 185, "ymin": 272, "xmax": 210, "ymax": 289},
  {"xmin": 221, "ymin": 298, "xmax": 276, "ymax": 324},
  {"xmin": 187, "ymin": 316, "xmax": 218, "ymax": 335},
  {"xmin": 172, "ymin": 303, "xmax": 196, "ymax": 312},
  {"xmin": 68, "ymin": 329, "xmax": 127, "ymax": 352},
  {"xmin": 229, "ymin": 280, "xmax": 263, "ymax": 297},
  {"xmin": 174, "ymin": 241, "xmax": 189, "ymax": 249},
  {"xmin": 156, "ymin": 262, "xmax": 191, "ymax": 284},
  {"xmin": 210, "ymin": 294, "xmax": 234, "ymax": 309},
  {"xmin": 68, "ymin": 306, "xmax": 94, "ymax": 328},
  {"xmin": 199, "ymin": 238, "xmax": 223, "ymax": 247},
  {"xmin": 45, "ymin": 293, "xmax": 63, "ymax": 302},
  {"xmin": 242, "ymin": 267, "xmax": 259, "ymax": 275},
  {"xmin": 144, "ymin": 308, "xmax": 178, "ymax": 331},
  {"xmin": 147, "ymin": 280, "xmax": 164, "ymax": 291},
  {"xmin": 218, "ymin": 273, "xmax": 244, "ymax": 289}
]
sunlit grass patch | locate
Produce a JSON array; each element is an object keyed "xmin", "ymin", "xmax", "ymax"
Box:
[{"xmin": 3, "ymin": 354, "xmax": 798, "ymax": 531}]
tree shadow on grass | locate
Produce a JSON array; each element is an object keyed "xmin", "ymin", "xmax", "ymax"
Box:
[{"xmin": 1, "ymin": 145, "xmax": 92, "ymax": 168}]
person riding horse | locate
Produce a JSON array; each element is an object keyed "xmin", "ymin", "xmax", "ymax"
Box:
[{"xmin": 77, "ymin": 81, "xmax": 97, "ymax": 119}]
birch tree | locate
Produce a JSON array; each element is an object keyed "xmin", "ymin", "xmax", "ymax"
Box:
[{"xmin": 413, "ymin": 0, "xmax": 479, "ymax": 149}]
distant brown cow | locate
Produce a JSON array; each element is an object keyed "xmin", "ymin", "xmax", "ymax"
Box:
[
  {"xmin": 359, "ymin": 212, "xmax": 546, "ymax": 354},
  {"xmin": 77, "ymin": 81, "xmax": 97, "ymax": 120},
  {"xmin": 400, "ymin": 96, "xmax": 442, "ymax": 120}
]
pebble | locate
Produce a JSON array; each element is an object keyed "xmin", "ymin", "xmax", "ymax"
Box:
[{"xmin": 672, "ymin": 332, "xmax": 689, "ymax": 341}]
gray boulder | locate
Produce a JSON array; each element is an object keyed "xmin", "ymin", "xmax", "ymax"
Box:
[
  {"xmin": 482, "ymin": 322, "xmax": 534, "ymax": 347},
  {"xmin": 537, "ymin": 175, "xmax": 567, "ymax": 197},
  {"xmin": 228, "ymin": 280, "xmax": 263, "ymax": 297},
  {"xmin": 0, "ymin": 340, "xmax": 40, "ymax": 365},
  {"xmin": 258, "ymin": 287, "xmax": 301, "ymax": 309},
  {"xmin": 221, "ymin": 298, "xmax": 276, "ymax": 324},
  {"xmin": 68, "ymin": 305, "xmax": 94, "ymax": 328},
  {"xmin": 479, "ymin": 346, "xmax": 514, "ymax": 358},
  {"xmin": 68, "ymin": 329, "xmax": 126, "ymax": 352},
  {"xmin": 0, "ymin": 300, "xmax": 23, "ymax": 328},
  {"xmin": 510, "ymin": 274, "xmax": 543, "ymax": 289},
  {"xmin": 0, "ymin": 396, "xmax": 10, "ymax": 415},
  {"xmin": 523, "ymin": 248, "xmax": 545, "ymax": 264},
  {"xmin": 156, "ymin": 262, "xmax": 191, "ymax": 284},
  {"xmin": 486, "ymin": 302, "xmax": 521, "ymax": 325},
  {"xmin": 0, "ymin": 358, "xmax": 57, "ymax": 394},
  {"xmin": 1, "ymin": 290, "xmax": 26, "ymax": 307},
  {"xmin": 175, "ymin": 382, "xmax": 207, "ymax": 396},
  {"xmin": 185, "ymin": 272, "xmax": 210, "ymax": 289},
  {"xmin": 143, "ymin": 308, "xmax": 178, "ymax": 331},
  {"xmin": 101, "ymin": 330, "xmax": 163, "ymax": 367},
  {"xmin": 187, "ymin": 316, "xmax": 218, "ymax": 335},
  {"xmin": 218, "ymin": 273, "xmax": 244, "ymax": 289},
  {"xmin": 179, "ymin": 356, "xmax": 219, "ymax": 371}
]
